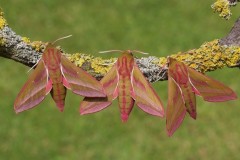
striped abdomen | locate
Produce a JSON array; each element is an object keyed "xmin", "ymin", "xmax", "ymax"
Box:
[
  {"xmin": 49, "ymin": 69, "xmax": 66, "ymax": 111},
  {"xmin": 118, "ymin": 75, "xmax": 134, "ymax": 122},
  {"xmin": 43, "ymin": 47, "xmax": 66, "ymax": 111},
  {"xmin": 117, "ymin": 54, "xmax": 135, "ymax": 122}
]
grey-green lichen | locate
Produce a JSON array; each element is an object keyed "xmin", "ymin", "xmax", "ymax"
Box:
[{"xmin": 0, "ymin": 36, "xmax": 5, "ymax": 46}]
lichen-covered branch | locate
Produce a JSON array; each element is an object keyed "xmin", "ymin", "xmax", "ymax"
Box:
[
  {"xmin": 0, "ymin": 9, "xmax": 240, "ymax": 83},
  {"xmin": 0, "ymin": 11, "xmax": 45, "ymax": 67}
]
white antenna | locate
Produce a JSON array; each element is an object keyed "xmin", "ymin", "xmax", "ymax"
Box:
[
  {"xmin": 27, "ymin": 59, "xmax": 41, "ymax": 73},
  {"xmin": 99, "ymin": 49, "xmax": 149, "ymax": 55},
  {"xmin": 52, "ymin": 35, "xmax": 72, "ymax": 44},
  {"xmin": 99, "ymin": 50, "xmax": 123, "ymax": 54},
  {"xmin": 132, "ymin": 50, "xmax": 149, "ymax": 55}
]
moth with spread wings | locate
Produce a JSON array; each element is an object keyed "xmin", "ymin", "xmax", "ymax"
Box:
[
  {"xmin": 166, "ymin": 57, "xmax": 237, "ymax": 136},
  {"xmin": 14, "ymin": 43, "xmax": 106, "ymax": 113},
  {"xmin": 80, "ymin": 50, "xmax": 165, "ymax": 122}
]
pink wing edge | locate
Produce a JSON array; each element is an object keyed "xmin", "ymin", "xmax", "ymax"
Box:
[
  {"xmin": 79, "ymin": 64, "xmax": 119, "ymax": 115},
  {"xmin": 14, "ymin": 61, "xmax": 52, "ymax": 113},
  {"xmin": 131, "ymin": 65, "xmax": 165, "ymax": 118},
  {"xmin": 60, "ymin": 55, "xmax": 106, "ymax": 98},
  {"xmin": 79, "ymin": 98, "xmax": 112, "ymax": 115},
  {"xmin": 166, "ymin": 73, "xmax": 187, "ymax": 136},
  {"xmin": 187, "ymin": 67, "xmax": 237, "ymax": 102}
]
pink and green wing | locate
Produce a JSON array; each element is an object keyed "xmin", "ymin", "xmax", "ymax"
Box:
[
  {"xmin": 79, "ymin": 97, "xmax": 111, "ymax": 114},
  {"xmin": 131, "ymin": 64, "xmax": 164, "ymax": 117},
  {"xmin": 168, "ymin": 58, "xmax": 196, "ymax": 119},
  {"xmin": 14, "ymin": 60, "xmax": 51, "ymax": 113},
  {"xmin": 60, "ymin": 55, "xmax": 106, "ymax": 97},
  {"xmin": 188, "ymin": 67, "xmax": 237, "ymax": 102},
  {"xmin": 80, "ymin": 64, "xmax": 119, "ymax": 114},
  {"xmin": 166, "ymin": 77, "xmax": 186, "ymax": 137}
]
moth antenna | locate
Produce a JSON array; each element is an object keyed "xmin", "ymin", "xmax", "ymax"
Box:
[
  {"xmin": 99, "ymin": 49, "xmax": 149, "ymax": 55},
  {"xmin": 99, "ymin": 50, "xmax": 123, "ymax": 54},
  {"xmin": 52, "ymin": 35, "xmax": 72, "ymax": 44},
  {"xmin": 132, "ymin": 50, "xmax": 149, "ymax": 55},
  {"xmin": 27, "ymin": 59, "xmax": 41, "ymax": 73},
  {"xmin": 159, "ymin": 70, "xmax": 167, "ymax": 80}
]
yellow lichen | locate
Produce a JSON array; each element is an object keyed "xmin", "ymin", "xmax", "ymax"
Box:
[
  {"xmin": 68, "ymin": 53, "xmax": 93, "ymax": 67},
  {"xmin": 0, "ymin": 10, "xmax": 5, "ymax": 44},
  {"xmin": 0, "ymin": 9, "xmax": 7, "ymax": 29},
  {"xmin": 157, "ymin": 57, "xmax": 167, "ymax": 66},
  {"xmin": 30, "ymin": 41, "xmax": 45, "ymax": 52},
  {"xmin": 223, "ymin": 46, "xmax": 240, "ymax": 66},
  {"xmin": 211, "ymin": 0, "xmax": 231, "ymax": 20},
  {"xmin": 22, "ymin": 37, "xmax": 31, "ymax": 44},
  {"xmin": 155, "ymin": 39, "xmax": 240, "ymax": 73},
  {"xmin": 0, "ymin": 17, "xmax": 6, "ymax": 29},
  {"xmin": 67, "ymin": 52, "xmax": 117, "ymax": 75},
  {"xmin": 91, "ymin": 57, "xmax": 116, "ymax": 74}
]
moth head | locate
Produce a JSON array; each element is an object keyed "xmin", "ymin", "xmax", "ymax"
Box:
[
  {"xmin": 44, "ymin": 35, "xmax": 72, "ymax": 52},
  {"xmin": 166, "ymin": 56, "xmax": 176, "ymax": 67},
  {"xmin": 44, "ymin": 42, "xmax": 54, "ymax": 49}
]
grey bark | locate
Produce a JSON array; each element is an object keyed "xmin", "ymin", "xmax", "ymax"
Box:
[{"xmin": 220, "ymin": 18, "xmax": 240, "ymax": 46}]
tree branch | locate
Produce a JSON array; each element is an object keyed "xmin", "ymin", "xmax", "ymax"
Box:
[
  {"xmin": 0, "ymin": 10, "xmax": 240, "ymax": 83},
  {"xmin": 220, "ymin": 18, "xmax": 240, "ymax": 45}
]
